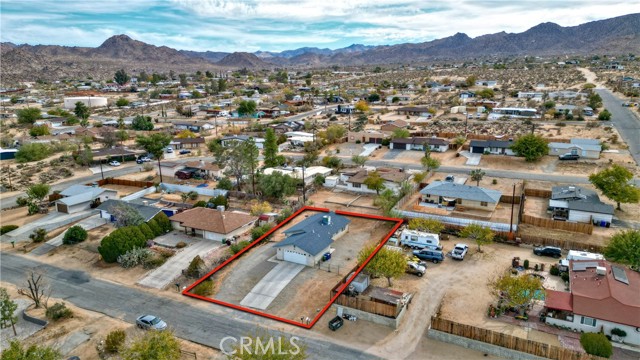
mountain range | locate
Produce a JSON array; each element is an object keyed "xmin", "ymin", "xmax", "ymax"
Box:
[{"xmin": 1, "ymin": 13, "xmax": 639, "ymax": 84}]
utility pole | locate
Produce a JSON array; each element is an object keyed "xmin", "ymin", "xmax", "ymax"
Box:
[
  {"xmin": 509, "ymin": 182, "xmax": 516, "ymax": 238},
  {"xmin": 301, "ymin": 165, "xmax": 306, "ymax": 204}
]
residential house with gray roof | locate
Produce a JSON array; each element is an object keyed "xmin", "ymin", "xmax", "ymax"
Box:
[
  {"xmin": 548, "ymin": 138, "xmax": 601, "ymax": 159},
  {"xmin": 56, "ymin": 184, "xmax": 118, "ymax": 214},
  {"xmin": 274, "ymin": 212, "xmax": 350, "ymax": 266},
  {"xmin": 549, "ymin": 185, "xmax": 614, "ymax": 224},
  {"xmin": 420, "ymin": 181, "xmax": 502, "ymax": 212}
]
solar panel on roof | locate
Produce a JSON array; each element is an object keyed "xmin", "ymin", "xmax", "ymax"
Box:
[{"xmin": 612, "ymin": 266, "xmax": 629, "ymax": 285}]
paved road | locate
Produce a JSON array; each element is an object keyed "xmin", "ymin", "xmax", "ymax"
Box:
[
  {"xmin": 0, "ymin": 253, "xmax": 377, "ymax": 360},
  {"xmin": 596, "ymin": 88, "xmax": 640, "ymax": 166}
]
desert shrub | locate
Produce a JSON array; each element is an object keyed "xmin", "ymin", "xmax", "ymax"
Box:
[
  {"xmin": 153, "ymin": 247, "xmax": 175, "ymax": 258},
  {"xmin": 193, "ymin": 200, "xmax": 207, "ymax": 208},
  {"xmin": 191, "ymin": 279, "xmax": 214, "ymax": 296},
  {"xmin": 611, "ymin": 328, "xmax": 627, "ymax": 337},
  {"xmin": 175, "ymin": 241, "xmax": 187, "ymax": 249},
  {"xmin": 492, "ymin": 179, "xmax": 498, "ymax": 185},
  {"xmin": 46, "ymin": 302, "xmax": 73, "ymax": 321},
  {"xmin": 188, "ymin": 191, "xmax": 198, "ymax": 200},
  {"xmin": 146, "ymin": 219, "xmax": 163, "ymax": 237},
  {"xmin": 208, "ymin": 195, "xmax": 228, "ymax": 208},
  {"xmin": 185, "ymin": 255, "xmax": 205, "ymax": 278},
  {"xmin": 63, "ymin": 225, "xmax": 88, "ymax": 244},
  {"xmin": 99, "ymin": 225, "xmax": 148, "ymax": 263},
  {"xmin": 29, "ymin": 228, "xmax": 47, "ymax": 243},
  {"xmin": 16, "ymin": 196, "xmax": 29, "ymax": 206},
  {"xmin": 117, "ymin": 247, "xmax": 153, "ymax": 268},
  {"xmin": 523, "ymin": 259, "xmax": 530, "ymax": 269},
  {"xmin": 555, "ymin": 122, "xmax": 566, "ymax": 127},
  {"xmin": 142, "ymin": 163, "xmax": 154, "ymax": 171},
  {"xmin": 0, "ymin": 224, "xmax": 19, "ymax": 235},
  {"xmin": 105, "ymin": 329, "xmax": 126, "ymax": 353},
  {"xmin": 550, "ymin": 265, "xmax": 560, "ymax": 276},
  {"xmin": 580, "ymin": 332, "xmax": 612, "ymax": 358},
  {"xmin": 251, "ymin": 224, "xmax": 274, "ymax": 241},
  {"xmin": 143, "ymin": 256, "xmax": 166, "ymax": 269},
  {"xmin": 152, "ymin": 212, "xmax": 172, "ymax": 233},
  {"xmin": 229, "ymin": 241, "xmax": 252, "ymax": 255},
  {"xmin": 138, "ymin": 223, "xmax": 154, "ymax": 240},
  {"xmin": 561, "ymin": 272, "xmax": 570, "ymax": 283}
]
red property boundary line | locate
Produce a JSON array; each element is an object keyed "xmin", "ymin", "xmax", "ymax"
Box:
[{"xmin": 182, "ymin": 205, "xmax": 403, "ymax": 329}]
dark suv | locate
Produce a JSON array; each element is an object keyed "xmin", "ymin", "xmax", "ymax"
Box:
[
  {"xmin": 559, "ymin": 153, "xmax": 579, "ymax": 160},
  {"xmin": 533, "ymin": 246, "xmax": 562, "ymax": 258}
]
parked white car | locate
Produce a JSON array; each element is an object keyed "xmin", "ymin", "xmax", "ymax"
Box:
[
  {"xmin": 451, "ymin": 243, "xmax": 469, "ymax": 260},
  {"xmin": 108, "ymin": 160, "xmax": 121, "ymax": 166}
]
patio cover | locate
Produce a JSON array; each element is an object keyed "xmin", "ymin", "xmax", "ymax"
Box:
[{"xmin": 545, "ymin": 290, "xmax": 573, "ymax": 311}]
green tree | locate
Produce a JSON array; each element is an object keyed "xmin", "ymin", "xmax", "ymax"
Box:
[
  {"xmin": 580, "ymin": 333, "xmax": 613, "ymax": 358},
  {"xmin": 175, "ymin": 129, "xmax": 197, "ymax": 139},
  {"xmin": 392, "ymin": 128, "xmax": 410, "ymax": 139},
  {"xmin": 111, "ymin": 203, "xmax": 145, "ymax": 228},
  {"xmin": 358, "ymin": 244, "xmax": 407, "ymax": 286},
  {"xmin": 321, "ymin": 156, "xmax": 342, "ymax": 170},
  {"xmin": 543, "ymin": 100, "xmax": 556, "ymax": 109},
  {"xmin": 0, "ymin": 287, "xmax": 18, "ymax": 336},
  {"xmin": 598, "ymin": 109, "xmax": 612, "ymax": 120},
  {"xmin": 98, "ymin": 226, "xmax": 147, "ymax": 263},
  {"xmin": 217, "ymin": 177, "xmax": 234, "ymax": 190},
  {"xmin": 1, "ymin": 340, "xmax": 62, "ymax": 360},
  {"xmin": 218, "ymin": 78, "xmax": 227, "ymax": 92},
  {"xmin": 74, "ymin": 101, "xmax": 90, "ymax": 122},
  {"xmin": 470, "ymin": 168, "xmax": 486, "ymax": 186},
  {"xmin": 491, "ymin": 273, "xmax": 542, "ymax": 315},
  {"xmin": 136, "ymin": 133, "xmax": 172, "ymax": 182},
  {"xmin": 131, "ymin": 115, "xmax": 154, "ymax": 131},
  {"xmin": 114, "ymin": 69, "xmax": 130, "ymax": 86},
  {"xmin": 73, "ymin": 145, "xmax": 93, "ymax": 167},
  {"xmin": 510, "ymin": 134, "xmax": 548, "ymax": 162},
  {"xmin": 26, "ymin": 183, "xmax": 50, "ymax": 205},
  {"xmin": 62, "ymin": 225, "xmax": 88, "ymax": 245},
  {"xmin": 185, "ymin": 255, "xmax": 205, "ymax": 278},
  {"xmin": 363, "ymin": 170, "xmax": 385, "ymax": 195},
  {"xmin": 353, "ymin": 114, "xmax": 368, "ymax": 132},
  {"xmin": 252, "ymin": 223, "xmax": 274, "ymax": 241},
  {"xmin": 351, "ymin": 155, "xmax": 368, "ymax": 167},
  {"xmin": 116, "ymin": 97, "xmax": 130, "ymax": 107},
  {"xmin": 421, "ymin": 156, "xmax": 440, "ymax": 172},
  {"xmin": 121, "ymin": 330, "xmax": 181, "ymax": 360},
  {"xmin": 412, "ymin": 171, "xmax": 428, "ymax": 185},
  {"xmin": 16, "ymin": 143, "xmax": 51, "ymax": 163},
  {"xmin": 29, "ymin": 125, "xmax": 50, "ymax": 137},
  {"xmin": 465, "ymin": 75, "xmax": 477, "ymax": 87},
  {"xmin": 588, "ymin": 93, "xmax": 603, "ymax": 109},
  {"xmin": 603, "ymin": 230, "xmax": 640, "ymax": 269},
  {"xmin": 237, "ymin": 100, "xmax": 257, "ymax": 117},
  {"xmin": 263, "ymin": 128, "xmax": 280, "ymax": 168},
  {"xmin": 407, "ymin": 218, "xmax": 444, "ymax": 233},
  {"xmin": 321, "ymin": 124, "xmax": 347, "ymax": 144},
  {"xmin": 259, "ymin": 172, "xmax": 298, "ymax": 199},
  {"xmin": 17, "ymin": 107, "xmax": 42, "ymax": 125},
  {"xmin": 367, "ymin": 93, "xmax": 380, "ymax": 102},
  {"xmin": 460, "ymin": 224, "xmax": 494, "ymax": 251},
  {"xmin": 589, "ymin": 164, "xmax": 640, "ymax": 210},
  {"xmin": 374, "ymin": 189, "xmax": 400, "ymax": 216},
  {"xmin": 215, "ymin": 139, "xmax": 259, "ymax": 192}
]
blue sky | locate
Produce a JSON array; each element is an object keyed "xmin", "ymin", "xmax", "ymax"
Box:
[{"xmin": 1, "ymin": 0, "xmax": 636, "ymax": 52}]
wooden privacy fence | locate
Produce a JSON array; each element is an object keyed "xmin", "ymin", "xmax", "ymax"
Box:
[
  {"xmin": 516, "ymin": 234, "xmax": 604, "ymax": 253},
  {"xmin": 334, "ymin": 294, "xmax": 400, "ymax": 318},
  {"xmin": 90, "ymin": 178, "xmax": 154, "ymax": 188},
  {"xmin": 524, "ymin": 188, "xmax": 552, "ymax": 198},
  {"xmin": 499, "ymin": 194, "xmax": 521, "ymax": 204},
  {"xmin": 522, "ymin": 214, "xmax": 593, "ymax": 234},
  {"xmin": 430, "ymin": 317, "xmax": 606, "ymax": 360}
]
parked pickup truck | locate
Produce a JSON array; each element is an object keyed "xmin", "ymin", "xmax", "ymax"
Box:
[
  {"xmin": 450, "ymin": 243, "xmax": 469, "ymax": 260},
  {"xmin": 329, "ymin": 316, "xmax": 344, "ymax": 331}
]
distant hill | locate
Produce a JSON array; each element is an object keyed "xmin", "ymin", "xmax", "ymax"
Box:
[{"xmin": 1, "ymin": 14, "xmax": 639, "ymax": 84}]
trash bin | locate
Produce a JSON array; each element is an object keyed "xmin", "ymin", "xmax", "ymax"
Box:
[
  {"xmin": 323, "ymin": 252, "xmax": 331, "ymax": 261},
  {"xmin": 600, "ymin": 220, "xmax": 606, "ymax": 227}
]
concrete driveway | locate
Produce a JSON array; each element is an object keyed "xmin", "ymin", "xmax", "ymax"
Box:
[
  {"xmin": 240, "ymin": 261, "xmax": 305, "ymax": 310},
  {"xmin": 459, "ymin": 151, "xmax": 481, "ymax": 166},
  {"xmin": 137, "ymin": 236, "xmax": 220, "ymax": 289}
]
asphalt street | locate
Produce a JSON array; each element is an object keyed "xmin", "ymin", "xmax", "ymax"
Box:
[
  {"xmin": 596, "ymin": 88, "xmax": 640, "ymax": 166},
  {"xmin": 0, "ymin": 252, "xmax": 379, "ymax": 360}
]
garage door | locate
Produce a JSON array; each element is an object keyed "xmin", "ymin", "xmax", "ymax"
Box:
[
  {"xmin": 283, "ymin": 250, "xmax": 307, "ymax": 265},
  {"xmin": 56, "ymin": 203, "xmax": 69, "ymax": 213},
  {"xmin": 471, "ymin": 146, "xmax": 484, "ymax": 154}
]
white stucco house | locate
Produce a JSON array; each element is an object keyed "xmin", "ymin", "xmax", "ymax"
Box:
[
  {"xmin": 544, "ymin": 260, "xmax": 640, "ymax": 346},
  {"xmin": 549, "ymin": 185, "xmax": 614, "ymax": 224},
  {"xmin": 331, "ymin": 168, "xmax": 411, "ymax": 195},
  {"xmin": 274, "ymin": 212, "xmax": 350, "ymax": 266},
  {"xmin": 548, "ymin": 138, "xmax": 601, "ymax": 159},
  {"xmin": 55, "ymin": 184, "xmax": 118, "ymax": 214}
]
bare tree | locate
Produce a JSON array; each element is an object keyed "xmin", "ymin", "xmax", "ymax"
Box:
[{"xmin": 17, "ymin": 270, "xmax": 51, "ymax": 309}]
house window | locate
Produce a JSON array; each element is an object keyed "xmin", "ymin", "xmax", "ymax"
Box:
[
  {"xmin": 425, "ymin": 194, "xmax": 431, "ymax": 198},
  {"xmin": 352, "ymin": 183, "xmax": 361, "ymax": 188},
  {"xmin": 580, "ymin": 316, "xmax": 596, "ymax": 327},
  {"xmin": 480, "ymin": 202, "xmax": 488, "ymax": 207}
]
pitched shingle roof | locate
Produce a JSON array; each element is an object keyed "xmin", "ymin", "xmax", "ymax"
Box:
[
  {"xmin": 420, "ymin": 181, "xmax": 502, "ymax": 203},
  {"xmin": 469, "ymin": 140, "xmax": 514, "ymax": 148},
  {"xmin": 97, "ymin": 199, "xmax": 162, "ymax": 222},
  {"xmin": 274, "ymin": 212, "xmax": 350, "ymax": 256},
  {"xmin": 169, "ymin": 207, "xmax": 257, "ymax": 235}
]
